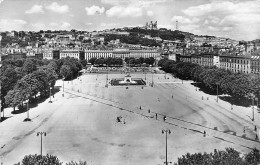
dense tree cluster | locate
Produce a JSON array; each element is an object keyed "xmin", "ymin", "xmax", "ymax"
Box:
[
  {"xmin": 1, "ymin": 57, "xmax": 82, "ymax": 120},
  {"xmin": 126, "ymin": 28, "xmax": 186, "ymax": 41},
  {"xmin": 87, "ymin": 57, "xmax": 123, "ymax": 66},
  {"xmin": 158, "ymin": 59, "xmax": 260, "ymax": 102},
  {"xmin": 15, "ymin": 154, "xmax": 87, "ymax": 165},
  {"xmin": 176, "ymin": 148, "xmax": 260, "ymax": 165},
  {"xmin": 104, "ymin": 33, "xmax": 160, "ymax": 47},
  {"xmin": 125, "ymin": 57, "xmax": 155, "ymax": 66},
  {"xmin": 14, "ymin": 148, "xmax": 260, "ymax": 165}
]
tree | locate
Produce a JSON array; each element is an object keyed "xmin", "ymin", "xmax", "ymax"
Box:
[
  {"xmin": 80, "ymin": 59, "xmax": 88, "ymax": 67},
  {"xmin": 22, "ymin": 59, "xmax": 37, "ymax": 74},
  {"xmin": 245, "ymin": 148, "xmax": 260, "ymax": 164},
  {"xmin": 176, "ymin": 148, "xmax": 245, "ymax": 165},
  {"xmin": 14, "ymin": 74, "xmax": 39, "ymax": 101},
  {"xmin": 5, "ymin": 89, "xmax": 24, "ymax": 112},
  {"xmin": 60, "ymin": 65, "xmax": 72, "ymax": 80},
  {"xmin": 31, "ymin": 70, "xmax": 49, "ymax": 96},
  {"xmin": 88, "ymin": 58, "xmax": 97, "ymax": 65},
  {"xmin": 20, "ymin": 154, "xmax": 62, "ymax": 165}
]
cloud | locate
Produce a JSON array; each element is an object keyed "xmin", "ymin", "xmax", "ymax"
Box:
[
  {"xmin": 85, "ymin": 5, "xmax": 105, "ymax": 15},
  {"xmin": 101, "ymin": 0, "xmax": 167, "ymax": 7},
  {"xmin": 61, "ymin": 22, "xmax": 71, "ymax": 29},
  {"xmin": 182, "ymin": 0, "xmax": 260, "ymax": 40},
  {"xmin": 100, "ymin": 23, "xmax": 119, "ymax": 27},
  {"xmin": 25, "ymin": 5, "xmax": 44, "ymax": 14},
  {"xmin": 171, "ymin": 15, "xmax": 199, "ymax": 24},
  {"xmin": 182, "ymin": 0, "xmax": 260, "ymax": 17},
  {"xmin": 222, "ymin": 27, "xmax": 233, "ymax": 32},
  {"xmin": 208, "ymin": 16, "xmax": 220, "ymax": 24},
  {"xmin": 147, "ymin": 11, "xmax": 154, "ymax": 17},
  {"xmin": 31, "ymin": 23, "xmax": 46, "ymax": 30},
  {"xmin": 181, "ymin": 24, "xmax": 200, "ymax": 33},
  {"xmin": 208, "ymin": 26, "xmax": 219, "ymax": 32},
  {"xmin": 85, "ymin": 22, "xmax": 93, "ymax": 26},
  {"xmin": 50, "ymin": 22, "xmax": 71, "ymax": 29},
  {"xmin": 46, "ymin": 2, "xmax": 69, "ymax": 14},
  {"xmin": 106, "ymin": 6, "xmax": 143, "ymax": 17},
  {"xmin": 0, "ymin": 19, "xmax": 27, "ymax": 31}
]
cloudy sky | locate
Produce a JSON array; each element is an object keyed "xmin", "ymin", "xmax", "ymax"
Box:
[{"xmin": 0, "ymin": 0, "xmax": 260, "ymax": 41}]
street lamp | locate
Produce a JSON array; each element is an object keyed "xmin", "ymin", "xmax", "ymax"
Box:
[
  {"xmin": 37, "ymin": 132, "xmax": 46, "ymax": 157},
  {"xmin": 151, "ymin": 71, "xmax": 154, "ymax": 87},
  {"xmin": 252, "ymin": 95, "xmax": 255, "ymax": 121},
  {"xmin": 162, "ymin": 129, "xmax": 172, "ymax": 165},
  {"xmin": 62, "ymin": 77, "xmax": 65, "ymax": 97},
  {"xmin": 24, "ymin": 100, "xmax": 31, "ymax": 121},
  {"xmin": 216, "ymin": 83, "xmax": 219, "ymax": 102},
  {"xmin": 49, "ymin": 83, "xmax": 52, "ymax": 103},
  {"xmin": 195, "ymin": 76, "xmax": 198, "ymax": 91},
  {"xmin": 105, "ymin": 62, "xmax": 108, "ymax": 88}
]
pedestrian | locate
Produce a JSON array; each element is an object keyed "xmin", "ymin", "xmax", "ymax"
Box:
[
  {"xmin": 140, "ymin": 106, "xmax": 141, "ymax": 110},
  {"xmin": 172, "ymin": 95, "xmax": 173, "ymax": 99},
  {"xmin": 163, "ymin": 116, "xmax": 166, "ymax": 121},
  {"xmin": 156, "ymin": 113, "xmax": 157, "ymax": 120}
]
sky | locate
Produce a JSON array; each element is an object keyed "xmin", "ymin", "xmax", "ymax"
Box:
[{"xmin": 0, "ymin": 0, "xmax": 260, "ymax": 41}]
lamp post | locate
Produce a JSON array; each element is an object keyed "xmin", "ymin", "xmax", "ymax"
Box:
[
  {"xmin": 162, "ymin": 129, "xmax": 172, "ymax": 165},
  {"xmin": 195, "ymin": 76, "xmax": 198, "ymax": 91},
  {"xmin": 49, "ymin": 83, "xmax": 52, "ymax": 103},
  {"xmin": 216, "ymin": 83, "xmax": 219, "ymax": 102},
  {"xmin": 151, "ymin": 71, "xmax": 154, "ymax": 87},
  {"xmin": 24, "ymin": 100, "xmax": 31, "ymax": 121},
  {"xmin": 106, "ymin": 62, "xmax": 108, "ymax": 88},
  {"xmin": 145, "ymin": 69, "xmax": 146, "ymax": 80},
  {"xmin": 252, "ymin": 95, "xmax": 255, "ymax": 121},
  {"xmin": 62, "ymin": 77, "xmax": 65, "ymax": 97},
  {"xmin": 37, "ymin": 132, "xmax": 46, "ymax": 157}
]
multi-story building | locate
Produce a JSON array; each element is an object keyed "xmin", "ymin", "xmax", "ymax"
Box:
[
  {"xmin": 85, "ymin": 49, "xmax": 113, "ymax": 61},
  {"xmin": 43, "ymin": 49, "xmax": 53, "ymax": 60},
  {"xmin": 60, "ymin": 49, "xmax": 85, "ymax": 60},
  {"xmin": 1, "ymin": 53, "xmax": 27, "ymax": 60},
  {"xmin": 219, "ymin": 53, "xmax": 251, "ymax": 74},
  {"xmin": 251, "ymin": 55, "xmax": 260, "ymax": 74},
  {"xmin": 53, "ymin": 50, "xmax": 60, "ymax": 59},
  {"xmin": 85, "ymin": 49, "xmax": 159, "ymax": 61}
]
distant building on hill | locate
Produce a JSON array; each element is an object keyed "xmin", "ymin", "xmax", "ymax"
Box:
[{"xmin": 144, "ymin": 21, "xmax": 157, "ymax": 30}]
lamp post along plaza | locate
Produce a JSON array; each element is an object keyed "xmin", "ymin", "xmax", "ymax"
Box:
[
  {"xmin": 24, "ymin": 100, "xmax": 31, "ymax": 121},
  {"xmin": 217, "ymin": 83, "xmax": 219, "ymax": 102},
  {"xmin": 62, "ymin": 77, "xmax": 65, "ymax": 97},
  {"xmin": 196, "ymin": 76, "xmax": 198, "ymax": 91},
  {"xmin": 27, "ymin": 101, "xmax": 29, "ymax": 119},
  {"xmin": 37, "ymin": 132, "xmax": 46, "ymax": 157},
  {"xmin": 252, "ymin": 96, "xmax": 255, "ymax": 121},
  {"xmin": 49, "ymin": 83, "xmax": 52, "ymax": 103},
  {"xmin": 162, "ymin": 129, "xmax": 172, "ymax": 165}
]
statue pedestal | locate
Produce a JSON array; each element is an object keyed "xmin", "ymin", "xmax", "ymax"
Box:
[{"xmin": 124, "ymin": 75, "xmax": 132, "ymax": 83}]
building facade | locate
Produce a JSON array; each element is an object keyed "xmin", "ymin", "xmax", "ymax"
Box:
[
  {"xmin": 219, "ymin": 55, "xmax": 251, "ymax": 73},
  {"xmin": 251, "ymin": 55, "xmax": 260, "ymax": 74},
  {"xmin": 85, "ymin": 49, "xmax": 159, "ymax": 61},
  {"xmin": 60, "ymin": 49, "xmax": 84, "ymax": 60}
]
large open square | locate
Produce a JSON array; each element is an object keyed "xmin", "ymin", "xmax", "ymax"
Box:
[{"xmin": 0, "ymin": 71, "xmax": 260, "ymax": 164}]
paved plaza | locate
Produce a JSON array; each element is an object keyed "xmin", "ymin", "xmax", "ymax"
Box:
[{"xmin": 0, "ymin": 72, "xmax": 260, "ymax": 164}]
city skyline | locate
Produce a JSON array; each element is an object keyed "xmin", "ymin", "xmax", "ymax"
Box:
[{"xmin": 0, "ymin": 0, "xmax": 260, "ymax": 41}]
